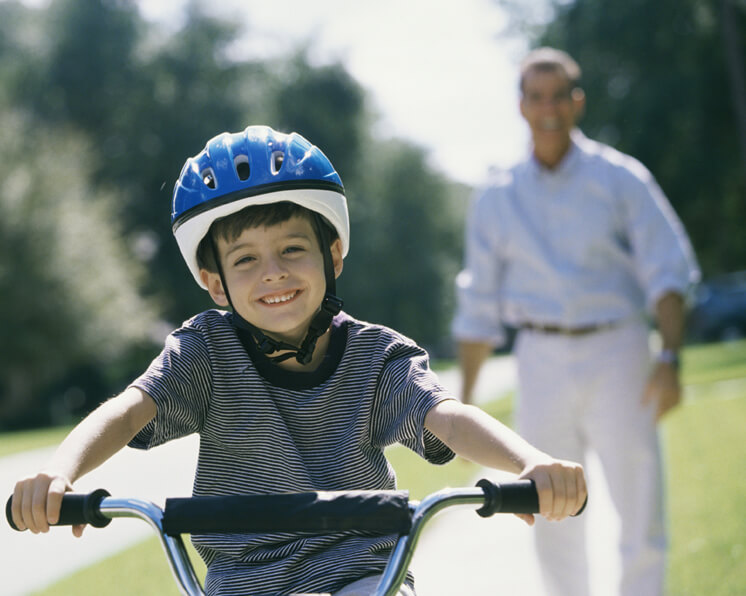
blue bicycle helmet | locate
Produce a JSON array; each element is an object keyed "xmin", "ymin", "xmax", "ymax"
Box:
[
  {"xmin": 172, "ymin": 125, "xmax": 349, "ymax": 289},
  {"xmin": 171, "ymin": 125, "xmax": 349, "ymax": 365}
]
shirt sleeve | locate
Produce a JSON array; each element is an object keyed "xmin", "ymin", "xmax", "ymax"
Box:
[
  {"xmin": 370, "ymin": 341, "xmax": 455, "ymax": 465},
  {"xmin": 619, "ymin": 162, "xmax": 700, "ymax": 310},
  {"xmin": 129, "ymin": 325, "xmax": 212, "ymax": 450},
  {"xmin": 451, "ymin": 186, "xmax": 508, "ymax": 346}
]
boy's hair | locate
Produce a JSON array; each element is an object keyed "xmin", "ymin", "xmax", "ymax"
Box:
[
  {"xmin": 519, "ymin": 47, "xmax": 582, "ymax": 93},
  {"xmin": 196, "ymin": 201, "xmax": 339, "ymax": 272}
]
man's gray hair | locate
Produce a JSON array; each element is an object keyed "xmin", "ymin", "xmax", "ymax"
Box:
[{"xmin": 519, "ymin": 47, "xmax": 582, "ymax": 92}]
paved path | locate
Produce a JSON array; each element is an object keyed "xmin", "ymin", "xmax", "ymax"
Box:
[
  {"xmin": 1, "ymin": 356, "xmax": 618, "ymax": 595},
  {"xmin": 1, "ymin": 435, "xmax": 200, "ymax": 595}
]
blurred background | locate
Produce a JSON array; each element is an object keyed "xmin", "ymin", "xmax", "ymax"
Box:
[{"xmin": 0, "ymin": 0, "xmax": 744, "ymax": 430}]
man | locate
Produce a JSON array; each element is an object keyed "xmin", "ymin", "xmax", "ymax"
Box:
[{"xmin": 451, "ymin": 48, "xmax": 699, "ymax": 596}]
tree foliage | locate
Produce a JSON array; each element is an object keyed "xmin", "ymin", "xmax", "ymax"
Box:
[
  {"xmin": 0, "ymin": 111, "xmax": 160, "ymax": 426},
  {"xmin": 271, "ymin": 55, "xmax": 369, "ymax": 183},
  {"xmin": 339, "ymin": 140, "xmax": 466, "ymax": 354}
]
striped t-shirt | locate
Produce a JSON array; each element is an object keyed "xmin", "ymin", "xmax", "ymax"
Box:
[{"xmin": 129, "ymin": 309, "xmax": 455, "ymax": 595}]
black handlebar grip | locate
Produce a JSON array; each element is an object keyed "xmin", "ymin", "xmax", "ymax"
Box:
[
  {"xmin": 574, "ymin": 495, "xmax": 588, "ymax": 516},
  {"xmin": 475, "ymin": 478, "xmax": 588, "ymax": 518},
  {"xmin": 5, "ymin": 496, "xmax": 19, "ymax": 531},
  {"xmin": 476, "ymin": 479, "xmax": 539, "ymax": 517},
  {"xmin": 57, "ymin": 489, "xmax": 112, "ymax": 528},
  {"xmin": 496, "ymin": 479, "xmax": 541, "ymax": 514},
  {"xmin": 5, "ymin": 489, "xmax": 112, "ymax": 531}
]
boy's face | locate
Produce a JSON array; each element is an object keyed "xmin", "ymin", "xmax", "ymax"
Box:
[{"xmin": 200, "ymin": 215, "xmax": 343, "ymax": 346}]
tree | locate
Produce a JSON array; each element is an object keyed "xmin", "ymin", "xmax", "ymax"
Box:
[
  {"xmin": 39, "ymin": 0, "xmax": 141, "ymax": 131},
  {"xmin": 0, "ymin": 112, "xmax": 160, "ymax": 428},
  {"xmin": 271, "ymin": 55, "xmax": 369, "ymax": 184},
  {"xmin": 339, "ymin": 139, "xmax": 467, "ymax": 353}
]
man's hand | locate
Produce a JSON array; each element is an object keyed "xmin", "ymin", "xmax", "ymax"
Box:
[
  {"xmin": 516, "ymin": 458, "xmax": 587, "ymax": 526},
  {"xmin": 643, "ymin": 361, "xmax": 681, "ymax": 421}
]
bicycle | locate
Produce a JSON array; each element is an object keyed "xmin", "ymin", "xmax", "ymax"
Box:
[{"xmin": 6, "ymin": 478, "xmax": 579, "ymax": 596}]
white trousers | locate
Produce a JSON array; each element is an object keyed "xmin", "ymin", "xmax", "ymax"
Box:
[{"xmin": 515, "ymin": 321, "xmax": 666, "ymax": 596}]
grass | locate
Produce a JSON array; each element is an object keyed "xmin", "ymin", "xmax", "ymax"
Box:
[
  {"xmin": 31, "ymin": 536, "xmax": 206, "ymax": 596},
  {"xmin": 664, "ymin": 384, "xmax": 746, "ymax": 596},
  {"xmin": 12, "ymin": 340, "xmax": 746, "ymax": 595},
  {"xmin": 0, "ymin": 424, "xmax": 74, "ymax": 458},
  {"xmin": 681, "ymin": 340, "xmax": 746, "ymax": 385},
  {"xmin": 663, "ymin": 340, "xmax": 746, "ymax": 596}
]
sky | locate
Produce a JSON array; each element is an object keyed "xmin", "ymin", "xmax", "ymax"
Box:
[
  {"xmin": 138, "ymin": 0, "xmax": 532, "ymax": 186},
  {"xmin": 13, "ymin": 0, "xmax": 533, "ymax": 186}
]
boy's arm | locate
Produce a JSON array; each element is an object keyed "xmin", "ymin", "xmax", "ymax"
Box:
[
  {"xmin": 11, "ymin": 387, "xmax": 156, "ymax": 536},
  {"xmin": 425, "ymin": 400, "xmax": 586, "ymax": 524}
]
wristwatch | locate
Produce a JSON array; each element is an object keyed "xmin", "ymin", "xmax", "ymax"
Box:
[{"xmin": 657, "ymin": 348, "xmax": 680, "ymax": 370}]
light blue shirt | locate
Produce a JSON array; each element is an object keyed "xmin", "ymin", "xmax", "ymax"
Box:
[{"xmin": 452, "ymin": 130, "xmax": 700, "ymax": 346}]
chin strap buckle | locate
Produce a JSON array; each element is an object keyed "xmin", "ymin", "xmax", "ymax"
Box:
[
  {"xmin": 294, "ymin": 293, "xmax": 344, "ymax": 365},
  {"xmin": 321, "ymin": 294, "xmax": 344, "ymax": 316},
  {"xmin": 255, "ymin": 336, "xmax": 279, "ymax": 355}
]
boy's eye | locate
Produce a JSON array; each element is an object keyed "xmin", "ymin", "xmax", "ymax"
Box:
[
  {"xmin": 284, "ymin": 245, "xmax": 305, "ymax": 254},
  {"xmin": 234, "ymin": 255, "xmax": 255, "ymax": 266}
]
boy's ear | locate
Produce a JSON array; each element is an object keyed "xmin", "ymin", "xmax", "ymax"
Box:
[
  {"xmin": 330, "ymin": 238, "xmax": 344, "ymax": 279},
  {"xmin": 200, "ymin": 269, "xmax": 230, "ymax": 307}
]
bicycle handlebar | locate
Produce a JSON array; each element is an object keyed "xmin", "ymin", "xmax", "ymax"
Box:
[
  {"xmin": 6, "ymin": 479, "xmax": 584, "ymax": 596},
  {"xmin": 6, "ymin": 479, "xmax": 547, "ymax": 533}
]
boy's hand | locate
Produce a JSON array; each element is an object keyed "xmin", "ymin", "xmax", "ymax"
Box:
[
  {"xmin": 11, "ymin": 472, "xmax": 84, "ymax": 537},
  {"xmin": 516, "ymin": 458, "xmax": 587, "ymax": 526}
]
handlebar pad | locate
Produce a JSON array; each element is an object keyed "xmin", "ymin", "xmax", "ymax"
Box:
[
  {"xmin": 162, "ymin": 490, "xmax": 412, "ymax": 536},
  {"xmin": 6, "ymin": 489, "xmax": 112, "ymax": 531}
]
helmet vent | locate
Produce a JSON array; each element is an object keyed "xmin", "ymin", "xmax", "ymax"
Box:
[
  {"xmin": 234, "ymin": 155, "xmax": 251, "ymax": 181},
  {"xmin": 201, "ymin": 168, "xmax": 216, "ymax": 189},
  {"xmin": 271, "ymin": 151, "xmax": 285, "ymax": 175}
]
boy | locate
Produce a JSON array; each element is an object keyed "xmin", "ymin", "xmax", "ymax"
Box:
[{"xmin": 11, "ymin": 126, "xmax": 586, "ymax": 595}]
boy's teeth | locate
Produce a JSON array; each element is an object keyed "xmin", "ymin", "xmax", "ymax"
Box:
[{"xmin": 263, "ymin": 291, "xmax": 296, "ymax": 304}]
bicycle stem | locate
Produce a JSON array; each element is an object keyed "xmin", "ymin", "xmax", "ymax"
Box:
[
  {"xmin": 374, "ymin": 487, "xmax": 488, "ymax": 596},
  {"xmin": 98, "ymin": 498, "xmax": 205, "ymax": 596}
]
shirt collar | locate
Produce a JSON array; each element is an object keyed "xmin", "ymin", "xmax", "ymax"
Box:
[
  {"xmin": 235, "ymin": 311, "xmax": 350, "ymax": 390},
  {"xmin": 527, "ymin": 128, "xmax": 584, "ymax": 178}
]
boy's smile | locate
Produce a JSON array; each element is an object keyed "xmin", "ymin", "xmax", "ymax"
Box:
[
  {"xmin": 259, "ymin": 290, "xmax": 300, "ymax": 305},
  {"xmin": 201, "ymin": 216, "xmax": 342, "ymax": 349}
]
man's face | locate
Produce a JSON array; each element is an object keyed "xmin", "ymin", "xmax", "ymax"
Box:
[
  {"xmin": 201, "ymin": 215, "xmax": 342, "ymax": 346},
  {"xmin": 520, "ymin": 68, "xmax": 585, "ymax": 165}
]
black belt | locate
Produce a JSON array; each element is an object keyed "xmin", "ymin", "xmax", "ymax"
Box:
[{"xmin": 520, "ymin": 321, "xmax": 620, "ymax": 336}]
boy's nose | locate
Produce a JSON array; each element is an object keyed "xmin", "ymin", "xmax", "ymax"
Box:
[{"xmin": 262, "ymin": 257, "xmax": 289, "ymax": 282}]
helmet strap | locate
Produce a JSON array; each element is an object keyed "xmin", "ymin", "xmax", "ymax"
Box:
[
  {"xmin": 289, "ymin": 213, "xmax": 344, "ymax": 364},
  {"xmin": 210, "ymin": 217, "xmax": 343, "ymax": 366}
]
